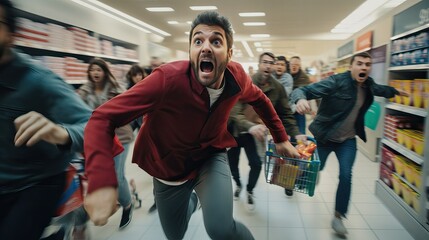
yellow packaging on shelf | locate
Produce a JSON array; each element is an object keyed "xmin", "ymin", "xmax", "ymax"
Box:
[
  {"xmin": 391, "ymin": 174, "xmax": 402, "ymax": 196},
  {"xmin": 411, "ymin": 191, "xmax": 420, "ymax": 213},
  {"xmin": 400, "ymin": 182, "xmax": 413, "ymax": 205},
  {"xmin": 410, "ymin": 130, "xmax": 424, "ymax": 156},
  {"xmin": 400, "ymin": 80, "xmax": 413, "ymax": 106}
]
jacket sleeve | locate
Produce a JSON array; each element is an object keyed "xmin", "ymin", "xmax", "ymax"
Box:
[
  {"xmin": 229, "ymin": 101, "xmax": 257, "ymax": 135},
  {"xmin": 290, "ymin": 75, "xmax": 338, "ymax": 104},
  {"xmin": 84, "ymin": 69, "xmax": 166, "ymax": 193},
  {"xmin": 41, "ymin": 71, "xmax": 92, "ymax": 153},
  {"xmin": 237, "ymin": 70, "xmax": 289, "ymax": 143},
  {"xmin": 370, "ymin": 79, "xmax": 399, "ymax": 98},
  {"xmin": 277, "ymin": 86, "xmax": 301, "ymax": 137}
]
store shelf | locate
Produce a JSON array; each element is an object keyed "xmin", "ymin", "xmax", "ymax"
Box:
[
  {"xmin": 394, "ymin": 172, "xmax": 420, "ymax": 194},
  {"xmin": 381, "ymin": 138, "xmax": 424, "ymax": 165},
  {"xmin": 376, "ymin": 180, "xmax": 429, "ymax": 239},
  {"xmin": 391, "ymin": 45, "xmax": 429, "ymax": 55},
  {"xmin": 14, "ymin": 40, "xmax": 139, "ymax": 63},
  {"xmin": 388, "ymin": 64, "xmax": 429, "ymax": 71},
  {"xmin": 385, "ymin": 103, "xmax": 428, "ymax": 117}
]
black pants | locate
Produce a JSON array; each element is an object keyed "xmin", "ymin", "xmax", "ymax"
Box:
[
  {"xmin": 227, "ymin": 133, "xmax": 262, "ymax": 193},
  {"xmin": 0, "ymin": 172, "xmax": 66, "ymax": 240}
]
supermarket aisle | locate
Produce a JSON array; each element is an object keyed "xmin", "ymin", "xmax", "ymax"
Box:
[{"xmin": 87, "ymin": 143, "xmax": 416, "ymax": 240}]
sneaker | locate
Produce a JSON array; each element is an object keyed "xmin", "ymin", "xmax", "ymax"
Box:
[
  {"xmin": 119, "ymin": 202, "xmax": 134, "ymax": 230},
  {"xmin": 331, "ymin": 217, "xmax": 348, "ymax": 236},
  {"xmin": 148, "ymin": 202, "xmax": 157, "ymax": 213},
  {"xmin": 246, "ymin": 192, "xmax": 255, "ymax": 211},
  {"xmin": 284, "ymin": 189, "xmax": 294, "ymax": 196},
  {"xmin": 233, "ymin": 186, "xmax": 242, "ymax": 201}
]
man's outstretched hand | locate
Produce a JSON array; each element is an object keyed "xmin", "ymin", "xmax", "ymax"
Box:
[{"xmin": 84, "ymin": 187, "xmax": 118, "ymax": 226}]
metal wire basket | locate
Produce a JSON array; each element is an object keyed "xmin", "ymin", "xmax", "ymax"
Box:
[{"xmin": 265, "ymin": 137, "xmax": 320, "ymax": 196}]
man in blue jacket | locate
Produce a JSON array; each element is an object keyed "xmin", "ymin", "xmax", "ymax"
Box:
[
  {"xmin": 290, "ymin": 51, "xmax": 408, "ymax": 236},
  {"xmin": 0, "ymin": 1, "xmax": 92, "ymax": 239}
]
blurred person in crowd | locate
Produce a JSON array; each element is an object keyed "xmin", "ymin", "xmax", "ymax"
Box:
[
  {"xmin": 228, "ymin": 52, "xmax": 305, "ymax": 210},
  {"xmin": 290, "ymin": 52, "xmax": 409, "ymax": 236},
  {"xmin": 126, "ymin": 64, "xmax": 146, "ymax": 131},
  {"xmin": 247, "ymin": 65, "xmax": 255, "ymax": 76},
  {"xmin": 0, "ymin": 1, "xmax": 92, "ymax": 239},
  {"xmin": 83, "ymin": 11, "xmax": 300, "ymax": 240},
  {"xmin": 77, "ymin": 58, "xmax": 135, "ymax": 230},
  {"xmin": 272, "ymin": 55, "xmax": 293, "ymax": 96},
  {"xmin": 149, "ymin": 56, "xmax": 163, "ymax": 69},
  {"xmin": 289, "ymin": 56, "xmax": 311, "ymax": 134},
  {"xmin": 126, "ymin": 63, "xmax": 146, "ymax": 89}
]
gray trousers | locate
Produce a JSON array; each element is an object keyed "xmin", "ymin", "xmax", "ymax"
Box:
[{"xmin": 153, "ymin": 152, "xmax": 255, "ymax": 240}]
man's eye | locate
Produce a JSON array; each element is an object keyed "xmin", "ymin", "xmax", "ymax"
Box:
[
  {"xmin": 213, "ymin": 40, "xmax": 221, "ymax": 46},
  {"xmin": 194, "ymin": 39, "xmax": 202, "ymax": 45}
]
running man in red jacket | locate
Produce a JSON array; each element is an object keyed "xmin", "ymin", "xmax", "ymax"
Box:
[{"xmin": 83, "ymin": 11, "xmax": 299, "ymax": 240}]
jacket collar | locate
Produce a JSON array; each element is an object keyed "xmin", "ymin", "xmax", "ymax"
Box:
[{"xmin": 188, "ymin": 62, "xmax": 241, "ymax": 97}]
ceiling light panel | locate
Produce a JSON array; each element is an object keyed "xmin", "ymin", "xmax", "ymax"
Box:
[
  {"xmin": 146, "ymin": 7, "xmax": 175, "ymax": 12},
  {"xmin": 239, "ymin": 12, "xmax": 265, "ymax": 17},
  {"xmin": 250, "ymin": 34, "xmax": 270, "ymax": 38},
  {"xmin": 190, "ymin": 6, "xmax": 218, "ymax": 11},
  {"xmin": 243, "ymin": 22, "xmax": 266, "ymax": 26}
]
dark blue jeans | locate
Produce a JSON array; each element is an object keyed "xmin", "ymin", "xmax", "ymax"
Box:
[
  {"xmin": 227, "ymin": 133, "xmax": 262, "ymax": 193},
  {"xmin": 0, "ymin": 172, "xmax": 66, "ymax": 240},
  {"xmin": 318, "ymin": 138, "xmax": 357, "ymax": 217},
  {"xmin": 294, "ymin": 112, "xmax": 306, "ymax": 134}
]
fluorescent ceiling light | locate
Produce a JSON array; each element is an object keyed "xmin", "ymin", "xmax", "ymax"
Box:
[
  {"xmin": 167, "ymin": 21, "xmax": 179, "ymax": 24},
  {"xmin": 254, "ymin": 42, "xmax": 262, "ymax": 47},
  {"xmin": 190, "ymin": 6, "xmax": 218, "ymax": 11},
  {"xmin": 241, "ymin": 41, "xmax": 254, "ymax": 58},
  {"xmin": 186, "ymin": 21, "xmax": 192, "ymax": 24},
  {"xmin": 251, "ymin": 34, "xmax": 270, "ymax": 38},
  {"xmin": 243, "ymin": 22, "xmax": 266, "ymax": 26},
  {"xmin": 239, "ymin": 12, "xmax": 265, "ymax": 17},
  {"xmin": 331, "ymin": 0, "xmax": 406, "ymax": 34},
  {"xmin": 146, "ymin": 7, "xmax": 175, "ymax": 12},
  {"xmin": 256, "ymin": 47, "xmax": 263, "ymax": 52},
  {"xmin": 72, "ymin": 0, "xmax": 171, "ymax": 36}
]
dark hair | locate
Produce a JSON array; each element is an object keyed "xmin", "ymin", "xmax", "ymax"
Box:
[
  {"xmin": 0, "ymin": 0, "xmax": 17, "ymax": 33},
  {"xmin": 126, "ymin": 64, "xmax": 144, "ymax": 88},
  {"xmin": 189, "ymin": 11, "xmax": 234, "ymax": 50},
  {"xmin": 276, "ymin": 55, "xmax": 290, "ymax": 73},
  {"xmin": 87, "ymin": 58, "xmax": 119, "ymax": 88},
  {"xmin": 259, "ymin": 52, "xmax": 275, "ymax": 63},
  {"xmin": 350, "ymin": 52, "xmax": 371, "ymax": 65},
  {"xmin": 276, "ymin": 56, "xmax": 287, "ymax": 64}
]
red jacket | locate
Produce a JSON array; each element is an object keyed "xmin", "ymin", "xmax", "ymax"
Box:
[{"xmin": 84, "ymin": 61, "xmax": 289, "ymax": 193}]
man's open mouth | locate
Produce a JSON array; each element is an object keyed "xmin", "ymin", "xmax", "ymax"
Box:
[{"xmin": 200, "ymin": 61, "xmax": 214, "ymax": 73}]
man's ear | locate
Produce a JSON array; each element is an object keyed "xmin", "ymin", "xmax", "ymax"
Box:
[{"xmin": 227, "ymin": 48, "xmax": 233, "ymax": 62}]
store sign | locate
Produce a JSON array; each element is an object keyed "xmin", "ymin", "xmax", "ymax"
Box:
[
  {"xmin": 337, "ymin": 40, "xmax": 354, "ymax": 59},
  {"xmin": 393, "ymin": 0, "xmax": 429, "ymax": 36},
  {"xmin": 369, "ymin": 45, "xmax": 387, "ymax": 64},
  {"xmin": 356, "ymin": 31, "xmax": 373, "ymax": 52}
]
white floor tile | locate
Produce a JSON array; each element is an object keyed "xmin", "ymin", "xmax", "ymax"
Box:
[{"xmin": 84, "ymin": 138, "xmax": 418, "ymax": 240}]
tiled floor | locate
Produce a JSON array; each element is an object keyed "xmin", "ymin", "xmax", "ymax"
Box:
[{"xmin": 86, "ymin": 142, "xmax": 416, "ymax": 240}]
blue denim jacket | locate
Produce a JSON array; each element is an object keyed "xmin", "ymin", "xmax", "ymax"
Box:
[
  {"xmin": 0, "ymin": 51, "xmax": 92, "ymax": 193},
  {"xmin": 290, "ymin": 71, "xmax": 398, "ymax": 143}
]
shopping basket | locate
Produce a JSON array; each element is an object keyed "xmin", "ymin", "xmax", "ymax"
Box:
[{"xmin": 265, "ymin": 137, "xmax": 320, "ymax": 197}]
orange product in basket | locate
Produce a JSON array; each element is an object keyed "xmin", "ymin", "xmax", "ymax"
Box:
[{"xmin": 295, "ymin": 142, "xmax": 317, "ymax": 160}]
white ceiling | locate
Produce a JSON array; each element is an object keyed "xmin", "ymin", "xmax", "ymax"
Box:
[{"xmin": 98, "ymin": 0, "xmax": 367, "ymax": 64}]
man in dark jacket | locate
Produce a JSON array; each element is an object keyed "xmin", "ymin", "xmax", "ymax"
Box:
[
  {"xmin": 290, "ymin": 56, "xmax": 311, "ymax": 134},
  {"xmin": 0, "ymin": 1, "xmax": 92, "ymax": 239},
  {"xmin": 290, "ymin": 52, "xmax": 408, "ymax": 236}
]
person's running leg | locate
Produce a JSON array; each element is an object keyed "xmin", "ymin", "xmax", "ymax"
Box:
[{"xmin": 195, "ymin": 152, "xmax": 255, "ymax": 240}]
